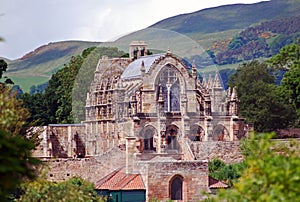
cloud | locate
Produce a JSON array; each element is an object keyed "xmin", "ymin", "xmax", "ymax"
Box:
[{"xmin": 0, "ymin": 0, "xmax": 267, "ymax": 59}]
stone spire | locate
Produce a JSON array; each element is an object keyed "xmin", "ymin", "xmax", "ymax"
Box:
[
  {"xmin": 202, "ymin": 74, "xmax": 207, "ymax": 89},
  {"xmin": 230, "ymin": 86, "xmax": 239, "ymax": 116},
  {"xmin": 207, "ymin": 74, "xmax": 213, "ymax": 89},
  {"xmin": 231, "ymin": 86, "xmax": 238, "ymax": 101},
  {"xmin": 213, "ymin": 72, "xmax": 222, "ymax": 89}
]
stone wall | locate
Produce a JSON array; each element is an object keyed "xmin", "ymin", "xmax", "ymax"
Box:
[
  {"xmin": 135, "ymin": 160, "xmax": 209, "ymax": 202},
  {"xmin": 32, "ymin": 124, "xmax": 86, "ymax": 158},
  {"xmin": 45, "ymin": 146, "xmax": 126, "ymax": 184},
  {"xmin": 190, "ymin": 141, "xmax": 243, "ymax": 163}
]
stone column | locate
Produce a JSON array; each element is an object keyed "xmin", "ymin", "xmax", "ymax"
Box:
[
  {"xmin": 126, "ymin": 136, "xmax": 136, "ymax": 175},
  {"xmin": 67, "ymin": 126, "xmax": 72, "ymax": 157}
]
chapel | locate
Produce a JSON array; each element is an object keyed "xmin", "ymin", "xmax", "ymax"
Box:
[
  {"xmin": 35, "ymin": 41, "xmax": 245, "ymax": 201},
  {"xmin": 84, "ymin": 41, "xmax": 245, "ymax": 156}
]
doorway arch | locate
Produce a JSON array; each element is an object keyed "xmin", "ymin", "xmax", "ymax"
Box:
[{"xmin": 169, "ymin": 175, "xmax": 183, "ymax": 200}]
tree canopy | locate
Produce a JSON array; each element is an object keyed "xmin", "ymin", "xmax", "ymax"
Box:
[
  {"xmin": 22, "ymin": 46, "xmax": 126, "ymax": 125},
  {"xmin": 208, "ymin": 159, "xmax": 245, "ymax": 187},
  {"xmin": 0, "ymin": 83, "xmax": 41, "ymax": 199},
  {"xmin": 228, "ymin": 60, "xmax": 297, "ymax": 132},
  {"xmin": 17, "ymin": 176, "xmax": 105, "ymax": 201},
  {"xmin": 214, "ymin": 133, "xmax": 300, "ymax": 201},
  {"xmin": 269, "ymin": 43, "xmax": 300, "ymax": 124}
]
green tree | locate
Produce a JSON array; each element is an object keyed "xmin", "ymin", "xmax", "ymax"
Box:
[
  {"xmin": 209, "ymin": 159, "xmax": 245, "ymax": 186},
  {"xmin": 17, "ymin": 177, "xmax": 104, "ymax": 201},
  {"xmin": 22, "ymin": 46, "xmax": 126, "ymax": 125},
  {"xmin": 0, "ymin": 50, "xmax": 41, "ymax": 198},
  {"xmin": 216, "ymin": 133, "xmax": 300, "ymax": 201},
  {"xmin": 0, "ymin": 129, "xmax": 40, "ymax": 199},
  {"xmin": 229, "ymin": 60, "xmax": 297, "ymax": 132},
  {"xmin": 0, "ymin": 88, "xmax": 41, "ymax": 199},
  {"xmin": 0, "ymin": 59, "xmax": 14, "ymax": 92},
  {"xmin": 269, "ymin": 43, "xmax": 300, "ymax": 123}
]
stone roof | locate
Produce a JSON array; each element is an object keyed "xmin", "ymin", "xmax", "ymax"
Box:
[
  {"xmin": 95, "ymin": 167, "xmax": 145, "ymax": 190},
  {"xmin": 121, "ymin": 54, "xmax": 163, "ymax": 80}
]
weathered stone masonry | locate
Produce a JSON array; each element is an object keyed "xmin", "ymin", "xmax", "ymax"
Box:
[{"xmin": 33, "ymin": 41, "xmax": 247, "ymax": 201}]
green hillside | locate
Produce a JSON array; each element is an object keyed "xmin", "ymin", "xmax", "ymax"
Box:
[
  {"xmin": 5, "ymin": 41, "xmax": 101, "ymax": 91},
  {"xmin": 2, "ymin": 0, "xmax": 300, "ymax": 92},
  {"xmin": 150, "ymin": 0, "xmax": 300, "ymax": 34}
]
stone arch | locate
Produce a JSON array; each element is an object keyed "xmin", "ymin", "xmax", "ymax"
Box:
[
  {"xmin": 169, "ymin": 174, "xmax": 183, "ymax": 200},
  {"xmin": 189, "ymin": 124, "xmax": 205, "ymax": 141},
  {"xmin": 213, "ymin": 124, "xmax": 230, "ymax": 141},
  {"xmin": 139, "ymin": 125, "xmax": 157, "ymax": 152},
  {"xmin": 166, "ymin": 124, "xmax": 179, "ymax": 150}
]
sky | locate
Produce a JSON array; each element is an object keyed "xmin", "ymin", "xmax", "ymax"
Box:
[{"xmin": 0, "ymin": 0, "xmax": 267, "ymax": 59}]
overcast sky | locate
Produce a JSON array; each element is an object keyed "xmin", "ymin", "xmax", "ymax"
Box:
[{"xmin": 0, "ymin": 0, "xmax": 266, "ymax": 59}]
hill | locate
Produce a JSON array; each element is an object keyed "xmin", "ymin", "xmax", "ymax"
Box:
[
  {"xmin": 2, "ymin": 0, "xmax": 300, "ymax": 92},
  {"xmin": 150, "ymin": 0, "xmax": 300, "ymax": 34},
  {"xmin": 4, "ymin": 41, "xmax": 101, "ymax": 91}
]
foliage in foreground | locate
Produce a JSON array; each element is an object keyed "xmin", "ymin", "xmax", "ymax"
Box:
[
  {"xmin": 0, "ymin": 62, "xmax": 41, "ymax": 199},
  {"xmin": 17, "ymin": 177, "xmax": 105, "ymax": 202},
  {"xmin": 208, "ymin": 159, "xmax": 246, "ymax": 186},
  {"xmin": 205, "ymin": 133, "xmax": 300, "ymax": 202},
  {"xmin": 0, "ymin": 129, "xmax": 40, "ymax": 200}
]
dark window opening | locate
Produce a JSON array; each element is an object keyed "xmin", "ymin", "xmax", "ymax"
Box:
[
  {"xmin": 170, "ymin": 176, "xmax": 183, "ymax": 200},
  {"xmin": 189, "ymin": 125, "xmax": 204, "ymax": 141},
  {"xmin": 166, "ymin": 127, "xmax": 179, "ymax": 150},
  {"xmin": 143, "ymin": 128, "xmax": 155, "ymax": 151}
]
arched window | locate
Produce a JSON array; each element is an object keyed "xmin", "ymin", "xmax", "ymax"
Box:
[
  {"xmin": 213, "ymin": 125, "xmax": 230, "ymax": 141},
  {"xmin": 141, "ymin": 127, "xmax": 156, "ymax": 151},
  {"xmin": 170, "ymin": 175, "xmax": 183, "ymax": 200},
  {"xmin": 144, "ymin": 129, "xmax": 154, "ymax": 150},
  {"xmin": 166, "ymin": 125, "xmax": 179, "ymax": 150},
  {"xmin": 157, "ymin": 65, "xmax": 181, "ymax": 112}
]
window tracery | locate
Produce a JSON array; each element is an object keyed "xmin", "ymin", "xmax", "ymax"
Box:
[{"xmin": 158, "ymin": 66, "xmax": 181, "ymax": 112}]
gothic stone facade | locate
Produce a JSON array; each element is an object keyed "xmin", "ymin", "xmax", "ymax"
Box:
[
  {"xmin": 84, "ymin": 41, "xmax": 244, "ymax": 157},
  {"xmin": 34, "ymin": 41, "xmax": 245, "ymax": 201}
]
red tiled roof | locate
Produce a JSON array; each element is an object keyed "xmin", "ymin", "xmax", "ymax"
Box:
[
  {"xmin": 95, "ymin": 167, "xmax": 145, "ymax": 190},
  {"xmin": 209, "ymin": 176, "xmax": 228, "ymax": 189}
]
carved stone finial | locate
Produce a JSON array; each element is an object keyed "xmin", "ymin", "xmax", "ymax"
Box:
[
  {"xmin": 231, "ymin": 86, "xmax": 238, "ymax": 101},
  {"xmin": 166, "ymin": 49, "xmax": 172, "ymax": 55}
]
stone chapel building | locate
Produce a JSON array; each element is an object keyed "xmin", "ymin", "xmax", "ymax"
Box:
[
  {"xmin": 34, "ymin": 41, "xmax": 245, "ymax": 202},
  {"xmin": 84, "ymin": 41, "xmax": 244, "ymax": 156}
]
